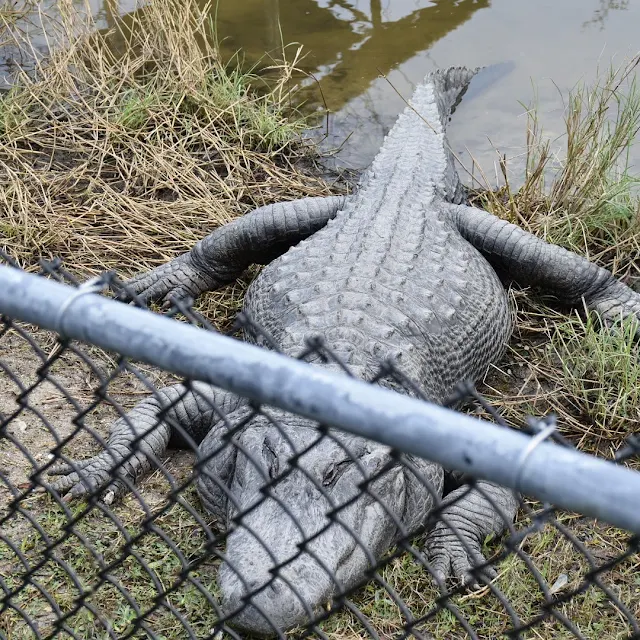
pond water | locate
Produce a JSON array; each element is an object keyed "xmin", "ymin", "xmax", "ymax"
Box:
[{"xmin": 2, "ymin": 0, "xmax": 639, "ymax": 184}]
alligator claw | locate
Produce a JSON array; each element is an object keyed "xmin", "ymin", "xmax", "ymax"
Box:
[
  {"xmin": 102, "ymin": 478, "xmax": 130, "ymax": 505},
  {"xmin": 426, "ymin": 523, "xmax": 497, "ymax": 588},
  {"xmin": 122, "ymin": 253, "xmax": 214, "ymax": 306},
  {"xmin": 591, "ymin": 298, "xmax": 640, "ymax": 339},
  {"xmin": 585, "ymin": 279, "xmax": 640, "ymax": 339},
  {"xmin": 46, "ymin": 450, "xmax": 132, "ymax": 503}
]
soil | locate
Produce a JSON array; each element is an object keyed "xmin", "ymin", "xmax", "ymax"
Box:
[{"xmin": 0, "ymin": 321, "xmax": 194, "ymax": 524}]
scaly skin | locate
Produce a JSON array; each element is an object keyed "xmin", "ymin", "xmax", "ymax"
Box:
[
  {"xmin": 47, "ymin": 67, "xmax": 640, "ymax": 636},
  {"xmin": 124, "ymin": 195, "xmax": 348, "ymax": 307}
]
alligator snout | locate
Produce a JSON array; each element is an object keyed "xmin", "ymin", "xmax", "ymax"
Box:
[
  {"xmin": 214, "ymin": 425, "xmax": 404, "ymax": 636},
  {"xmin": 219, "ymin": 542, "xmax": 332, "ymax": 636},
  {"xmin": 217, "ymin": 466, "xmax": 344, "ymax": 636}
]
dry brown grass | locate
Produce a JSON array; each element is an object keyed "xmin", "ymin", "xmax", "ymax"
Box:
[
  {"xmin": 0, "ymin": 1, "xmax": 36, "ymax": 31},
  {"xmin": 0, "ymin": 0, "xmax": 338, "ymax": 329}
]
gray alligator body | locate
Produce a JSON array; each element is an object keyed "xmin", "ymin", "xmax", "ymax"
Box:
[{"xmin": 49, "ymin": 68, "xmax": 640, "ymax": 636}]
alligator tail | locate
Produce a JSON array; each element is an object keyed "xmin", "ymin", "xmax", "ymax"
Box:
[
  {"xmin": 426, "ymin": 66, "xmax": 480, "ymax": 203},
  {"xmin": 357, "ymin": 66, "xmax": 480, "ymax": 203},
  {"xmin": 427, "ymin": 66, "xmax": 480, "ymax": 125}
]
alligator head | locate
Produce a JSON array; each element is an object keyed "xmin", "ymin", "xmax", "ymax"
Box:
[{"xmin": 197, "ymin": 413, "xmax": 442, "ymax": 636}]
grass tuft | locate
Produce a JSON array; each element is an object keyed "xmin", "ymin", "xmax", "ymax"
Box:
[
  {"xmin": 542, "ymin": 311, "xmax": 640, "ymax": 446},
  {"xmin": 0, "ymin": 0, "xmax": 336, "ymax": 331},
  {"xmin": 473, "ymin": 55, "xmax": 640, "ymax": 275},
  {"xmin": 473, "ymin": 55, "xmax": 640, "ymax": 451}
]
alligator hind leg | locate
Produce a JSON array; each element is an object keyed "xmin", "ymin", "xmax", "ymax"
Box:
[
  {"xmin": 448, "ymin": 203, "xmax": 640, "ymax": 334},
  {"xmin": 124, "ymin": 195, "xmax": 347, "ymax": 306}
]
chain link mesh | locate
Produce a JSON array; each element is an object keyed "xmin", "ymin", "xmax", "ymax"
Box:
[{"xmin": 1, "ymin": 254, "xmax": 639, "ymax": 640}]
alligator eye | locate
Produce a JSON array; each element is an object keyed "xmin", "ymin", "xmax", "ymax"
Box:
[
  {"xmin": 262, "ymin": 440, "xmax": 279, "ymax": 480},
  {"xmin": 322, "ymin": 460, "xmax": 352, "ymax": 487}
]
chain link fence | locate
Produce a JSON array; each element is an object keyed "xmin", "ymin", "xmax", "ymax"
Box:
[{"xmin": 1, "ymin": 253, "xmax": 639, "ymax": 640}]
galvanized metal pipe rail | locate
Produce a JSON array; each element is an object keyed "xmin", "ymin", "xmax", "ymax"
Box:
[{"xmin": 1, "ymin": 264, "xmax": 639, "ymax": 533}]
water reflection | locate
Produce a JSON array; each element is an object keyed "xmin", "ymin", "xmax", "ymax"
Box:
[
  {"xmin": 0, "ymin": 0, "xmax": 138, "ymax": 88},
  {"xmin": 204, "ymin": 0, "xmax": 498, "ymax": 172},
  {"xmin": 208, "ymin": 0, "xmax": 640, "ymax": 179},
  {"xmin": 212, "ymin": 0, "xmax": 489, "ymax": 116},
  {"xmin": 72, "ymin": 0, "xmax": 490, "ymax": 172},
  {"xmin": 584, "ymin": 0, "xmax": 629, "ymax": 30},
  {"xmin": 2, "ymin": 0, "xmax": 640, "ymax": 182}
]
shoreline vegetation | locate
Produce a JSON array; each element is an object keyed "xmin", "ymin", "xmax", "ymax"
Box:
[
  {"xmin": 1, "ymin": 0, "xmax": 639, "ymax": 638},
  {"xmin": 0, "ymin": 0, "xmax": 339, "ymax": 329}
]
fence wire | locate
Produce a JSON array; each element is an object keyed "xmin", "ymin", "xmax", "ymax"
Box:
[{"xmin": 0, "ymin": 254, "xmax": 639, "ymax": 640}]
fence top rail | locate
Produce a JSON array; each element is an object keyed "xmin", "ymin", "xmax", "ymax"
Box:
[{"xmin": 0, "ymin": 263, "xmax": 639, "ymax": 534}]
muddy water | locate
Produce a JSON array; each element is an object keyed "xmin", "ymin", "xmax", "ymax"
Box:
[
  {"xmin": 209, "ymin": 0, "xmax": 640, "ymax": 184},
  {"xmin": 0, "ymin": 1, "xmax": 136, "ymax": 82},
  {"xmin": 3, "ymin": 0, "xmax": 639, "ymax": 183}
]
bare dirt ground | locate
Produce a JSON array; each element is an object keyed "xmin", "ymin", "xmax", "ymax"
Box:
[
  {"xmin": 0, "ymin": 324, "xmax": 181, "ymax": 498},
  {"xmin": 0, "ymin": 322, "xmax": 223, "ymax": 639}
]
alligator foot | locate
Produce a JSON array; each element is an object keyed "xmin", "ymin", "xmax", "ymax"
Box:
[
  {"xmin": 45, "ymin": 447, "xmax": 150, "ymax": 503},
  {"xmin": 121, "ymin": 195, "xmax": 348, "ymax": 308},
  {"xmin": 44, "ymin": 400, "xmax": 173, "ymax": 503},
  {"xmin": 425, "ymin": 481, "xmax": 517, "ymax": 588},
  {"xmin": 121, "ymin": 253, "xmax": 216, "ymax": 306},
  {"xmin": 426, "ymin": 522, "xmax": 497, "ymax": 588},
  {"xmin": 588, "ymin": 279, "xmax": 640, "ymax": 338}
]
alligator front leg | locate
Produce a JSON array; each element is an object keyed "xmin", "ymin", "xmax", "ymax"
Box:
[
  {"xmin": 124, "ymin": 195, "xmax": 347, "ymax": 305},
  {"xmin": 426, "ymin": 481, "xmax": 517, "ymax": 587},
  {"xmin": 449, "ymin": 203, "xmax": 640, "ymax": 334},
  {"xmin": 46, "ymin": 383, "xmax": 243, "ymax": 503}
]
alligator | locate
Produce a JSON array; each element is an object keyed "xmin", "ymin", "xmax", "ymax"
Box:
[{"xmin": 47, "ymin": 67, "xmax": 640, "ymax": 636}]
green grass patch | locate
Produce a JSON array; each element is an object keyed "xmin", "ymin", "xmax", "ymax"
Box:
[
  {"xmin": 541, "ymin": 312, "xmax": 640, "ymax": 445},
  {"xmin": 1, "ymin": 487, "xmax": 222, "ymax": 639}
]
